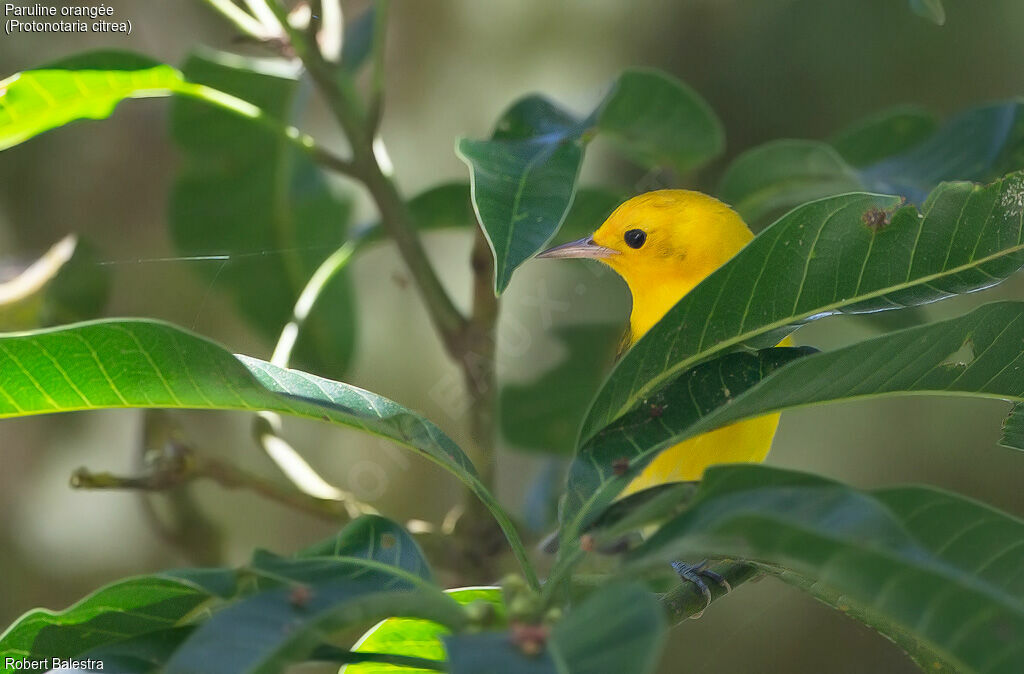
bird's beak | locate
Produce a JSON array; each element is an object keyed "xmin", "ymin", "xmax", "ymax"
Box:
[{"xmin": 535, "ymin": 237, "xmax": 618, "ymax": 260}]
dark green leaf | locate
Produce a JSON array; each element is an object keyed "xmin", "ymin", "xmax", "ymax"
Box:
[
  {"xmin": 458, "ymin": 97, "xmax": 586, "ymax": 293},
  {"xmin": 563, "ymin": 347, "xmax": 811, "ymax": 540},
  {"xmin": 999, "ymin": 403, "xmax": 1024, "ymax": 451},
  {"xmin": 344, "ymin": 587, "xmax": 504, "ymax": 674},
  {"xmin": 0, "ymin": 319, "xmax": 533, "ymax": 586},
  {"xmin": 0, "ymin": 235, "xmax": 110, "ymax": 330},
  {"xmin": 164, "ymin": 555, "xmax": 465, "ymax": 674},
  {"xmin": 459, "ymin": 69, "xmax": 720, "ymax": 292},
  {"xmin": 910, "ymin": 0, "xmax": 946, "ymax": 25},
  {"xmin": 445, "ymin": 632, "xmax": 558, "ymax": 673},
  {"xmin": 584, "ymin": 482, "xmax": 698, "ymax": 544},
  {"xmin": 721, "ymin": 101, "xmax": 1024, "ymax": 222},
  {"xmin": 550, "ymin": 582, "xmax": 665, "ymax": 674},
  {"xmin": 629, "ymin": 465, "xmax": 1024, "ymax": 673},
  {"xmin": 595, "ymin": 68, "xmax": 724, "ymax": 174},
  {"xmin": 299, "ymin": 515, "xmax": 433, "ymax": 582},
  {"xmin": 500, "ymin": 322, "xmax": 623, "ymax": 454},
  {"xmin": 830, "ymin": 105, "xmax": 938, "ymax": 167},
  {"xmin": 76, "ymin": 627, "xmax": 195, "ymax": 673},
  {"xmin": 861, "ymin": 101, "xmax": 1024, "ymax": 202},
  {"xmin": 566, "ymin": 301, "xmax": 1024, "ymax": 542},
  {"xmin": 717, "ymin": 140, "xmax": 861, "ymax": 223},
  {"xmin": 170, "ymin": 50, "xmax": 357, "ymax": 378},
  {"xmin": 356, "ymin": 182, "xmax": 622, "ymax": 250},
  {"xmin": 444, "ymin": 583, "xmax": 666, "ymax": 674},
  {"xmin": 582, "ymin": 172, "xmax": 1024, "ymax": 444},
  {"xmin": 550, "ymin": 187, "xmax": 628, "ymax": 244},
  {"xmin": 0, "ymin": 569, "xmax": 234, "ymax": 664}
]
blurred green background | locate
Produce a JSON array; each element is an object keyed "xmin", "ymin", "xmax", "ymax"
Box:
[{"xmin": 2, "ymin": 1, "xmax": 1024, "ymax": 671}]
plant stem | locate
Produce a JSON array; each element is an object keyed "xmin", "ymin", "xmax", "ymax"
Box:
[
  {"xmin": 135, "ymin": 409, "xmax": 225, "ymax": 565},
  {"xmin": 262, "ymin": 0, "xmax": 533, "ymax": 587},
  {"xmin": 72, "ymin": 447, "xmax": 352, "ymax": 522},
  {"xmin": 448, "ymin": 225, "xmax": 506, "ymax": 582},
  {"xmin": 265, "ymin": 0, "xmax": 468, "ymax": 355}
]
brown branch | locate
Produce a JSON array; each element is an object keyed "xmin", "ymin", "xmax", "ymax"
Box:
[
  {"xmin": 266, "ymin": 0, "xmax": 468, "ymax": 355},
  {"xmin": 72, "ymin": 444, "xmax": 351, "ymax": 523},
  {"xmin": 257, "ymin": 0, "xmax": 523, "ymax": 586}
]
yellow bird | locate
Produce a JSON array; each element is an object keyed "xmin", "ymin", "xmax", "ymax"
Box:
[{"xmin": 537, "ymin": 189, "xmax": 785, "ymax": 496}]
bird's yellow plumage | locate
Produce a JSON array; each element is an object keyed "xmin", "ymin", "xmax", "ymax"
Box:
[{"xmin": 539, "ymin": 189, "xmax": 784, "ymax": 495}]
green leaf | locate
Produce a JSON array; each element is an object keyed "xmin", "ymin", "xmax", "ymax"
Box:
[
  {"xmin": 170, "ymin": 50, "xmax": 357, "ymax": 378},
  {"xmin": 164, "ymin": 555, "xmax": 465, "ymax": 674},
  {"xmin": 443, "ymin": 583, "xmax": 665, "ymax": 674},
  {"xmin": 565, "ymin": 301, "xmax": 1024, "ymax": 542},
  {"xmin": 458, "ymin": 98, "xmax": 586, "ymax": 293},
  {"xmin": 629, "ymin": 465, "xmax": 1024, "ymax": 673},
  {"xmin": 0, "ymin": 51, "xmax": 187, "ymax": 150},
  {"xmin": 444, "ymin": 632, "xmax": 559, "ymax": 673},
  {"xmin": 861, "ymin": 101, "xmax": 1024, "ymax": 202},
  {"xmin": 548, "ymin": 582, "xmax": 666, "ymax": 674},
  {"xmin": 562, "ymin": 347, "xmax": 811, "ymax": 542},
  {"xmin": 0, "ymin": 569, "xmax": 234, "ymax": 664},
  {"xmin": 910, "ymin": 0, "xmax": 946, "ymax": 25},
  {"xmin": 459, "ymin": 69, "xmax": 721, "ymax": 293},
  {"xmin": 830, "ymin": 105, "xmax": 938, "ymax": 168},
  {"xmin": 500, "ymin": 322, "xmax": 623, "ymax": 454},
  {"xmin": 594, "ymin": 69, "xmax": 724, "ymax": 174},
  {"xmin": 999, "ymin": 403, "xmax": 1024, "ymax": 451},
  {"xmin": 75, "ymin": 627, "xmax": 195, "ymax": 674},
  {"xmin": 299, "ymin": 515, "xmax": 433, "ymax": 582},
  {"xmin": 0, "ymin": 319, "xmax": 535, "ymax": 587},
  {"xmin": 344, "ymin": 587, "xmax": 504, "ymax": 674},
  {"xmin": 581, "ymin": 172, "xmax": 1024, "ymax": 445},
  {"xmin": 357, "ymin": 181, "xmax": 624, "ymax": 251},
  {"xmin": 718, "ymin": 140, "xmax": 862, "ymax": 223},
  {"xmin": 721, "ymin": 101, "xmax": 1024, "ymax": 222},
  {"xmin": 0, "ymin": 235, "xmax": 110, "ymax": 331},
  {"xmin": 550, "ymin": 187, "xmax": 628, "ymax": 245},
  {"xmin": 583, "ymin": 482, "xmax": 699, "ymax": 545}
]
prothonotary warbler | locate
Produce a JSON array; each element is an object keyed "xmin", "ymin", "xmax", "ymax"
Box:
[{"xmin": 538, "ymin": 190, "xmax": 787, "ymax": 606}]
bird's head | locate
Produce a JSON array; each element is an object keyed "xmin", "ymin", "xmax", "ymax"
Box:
[{"xmin": 537, "ymin": 190, "xmax": 753, "ymax": 337}]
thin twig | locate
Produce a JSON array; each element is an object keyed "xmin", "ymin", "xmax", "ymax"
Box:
[
  {"xmin": 309, "ymin": 144, "xmax": 361, "ymax": 178},
  {"xmin": 264, "ymin": 0, "xmax": 469, "ymax": 356},
  {"xmin": 72, "ymin": 447, "xmax": 352, "ymax": 522},
  {"xmin": 258, "ymin": 0, "xmax": 531, "ymax": 586}
]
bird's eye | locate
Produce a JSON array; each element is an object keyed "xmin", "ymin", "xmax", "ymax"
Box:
[{"xmin": 624, "ymin": 229, "xmax": 647, "ymax": 249}]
